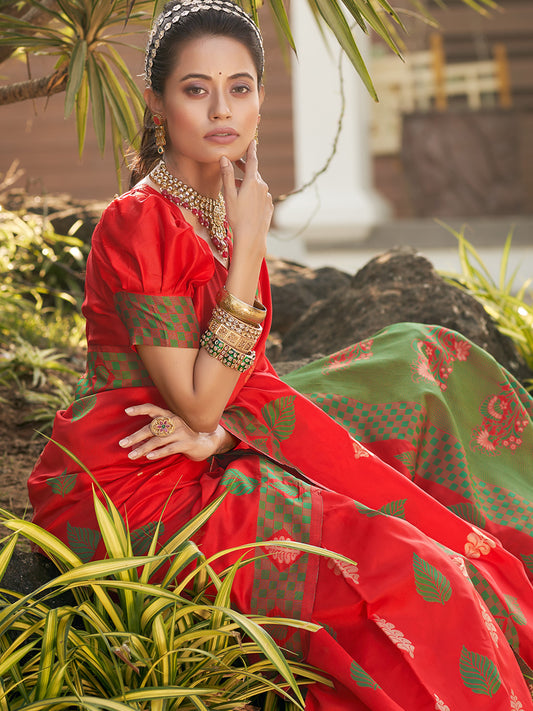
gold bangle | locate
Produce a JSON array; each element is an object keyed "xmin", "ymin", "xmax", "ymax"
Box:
[
  {"xmin": 208, "ymin": 318, "xmax": 259, "ymax": 353},
  {"xmin": 212, "ymin": 306, "xmax": 262, "ymax": 339},
  {"xmin": 217, "ymin": 286, "xmax": 267, "ymax": 325}
]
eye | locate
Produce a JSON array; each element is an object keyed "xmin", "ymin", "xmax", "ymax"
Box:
[
  {"xmin": 232, "ymin": 84, "xmax": 252, "ymax": 95},
  {"xmin": 185, "ymin": 85, "xmax": 206, "ymax": 96}
]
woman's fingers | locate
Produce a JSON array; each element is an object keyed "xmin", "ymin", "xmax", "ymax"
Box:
[
  {"xmin": 242, "ymin": 140, "xmax": 258, "ymax": 180},
  {"xmin": 127, "ymin": 436, "xmax": 182, "ymax": 460},
  {"xmin": 233, "ymin": 141, "xmax": 258, "ymax": 179},
  {"xmin": 124, "ymin": 403, "xmax": 174, "ymax": 419},
  {"xmin": 119, "ymin": 402, "xmax": 219, "ymax": 462},
  {"xmin": 119, "ymin": 403, "xmax": 182, "ymax": 450},
  {"xmin": 118, "ymin": 406, "xmax": 225, "ymax": 463},
  {"xmin": 220, "ymin": 155, "xmax": 237, "ymax": 203},
  {"xmin": 124, "ymin": 421, "xmax": 190, "ymax": 459},
  {"xmin": 221, "ymin": 140, "xmax": 271, "ymax": 258},
  {"xmin": 228, "ymin": 142, "xmax": 260, "ymax": 194},
  {"xmin": 137, "ymin": 441, "xmax": 183, "ymax": 461},
  {"xmin": 119, "ymin": 424, "xmax": 152, "ymax": 449}
]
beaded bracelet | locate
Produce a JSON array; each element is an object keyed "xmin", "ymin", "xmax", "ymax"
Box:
[
  {"xmin": 208, "ymin": 307, "xmax": 262, "ymax": 352},
  {"xmin": 211, "ymin": 305, "xmax": 262, "ymax": 340},
  {"xmin": 217, "ymin": 286, "xmax": 267, "ymax": 325},
  {"xmin": 208, "ymin": 319, "xmax": 259, "ymax": 353},
  {"xmin": 200, "ymin": 329, "xmax": 256, "ymax": 372}
]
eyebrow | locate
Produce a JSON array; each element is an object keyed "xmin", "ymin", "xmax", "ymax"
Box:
[{"xmin": 179, "ymin": 72, "xmax": 255, "ymax": 82}]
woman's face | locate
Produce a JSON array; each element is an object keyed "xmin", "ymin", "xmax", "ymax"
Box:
[{"xmin": 147, "ymin": 34, "xmax": 263, "ymax": 170}]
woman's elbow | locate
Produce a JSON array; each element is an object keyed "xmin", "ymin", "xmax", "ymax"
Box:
[
  {"xmin": 185, "ymin": 413, "xmax": 221, "ymax": 434},
  {"xmin": 167, "ymin": 400, "xmax": 222, "ymax": 434},
  {"xmin": 161, "ymin": 387, "xmax": 227, "ymax": 433}
]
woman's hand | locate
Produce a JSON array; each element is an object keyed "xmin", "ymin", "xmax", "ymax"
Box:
[
  {"xmin": 220, "ymin": 140, "xmax": 273, "ymax": 262},
  {"xmin": 118, "ymin": 404, "xmax": 236, "ymax": 462}
]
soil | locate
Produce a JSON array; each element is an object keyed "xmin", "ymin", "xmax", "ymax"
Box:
[{"xmin": 0, "ymin": 384, "xmax": 42, "ymax": 528}]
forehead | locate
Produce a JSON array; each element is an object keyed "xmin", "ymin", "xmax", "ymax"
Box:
[{"xmin": 172, "ymin": 34, "xmax": 258, "ymax": 78}]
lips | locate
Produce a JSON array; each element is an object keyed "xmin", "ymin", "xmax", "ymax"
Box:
[
  {"xmin": 205, "ymin": 127, "xmax": 238, "ymax": 138},
  {"xmin": 204, "ymin": 127, "xmax": 239, "ymax": 144}
]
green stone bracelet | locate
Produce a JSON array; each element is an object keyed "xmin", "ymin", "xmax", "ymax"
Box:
[{"xmin": 200, "ymin": 329, "xmax": 256, "ymax": 373}]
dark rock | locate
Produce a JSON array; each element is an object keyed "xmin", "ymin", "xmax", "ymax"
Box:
[
  {"xmin": 1, "ymin": 548, "xmax": 74, "ymax": 607},
  {"xmin": 277, "ymin": 248, "xmax": 532, "ymax": 383},
  {"xmin": 267, "ymin": 256, "xmax": 351, "ymax": 335}
]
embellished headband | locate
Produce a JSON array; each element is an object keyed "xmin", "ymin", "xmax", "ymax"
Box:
[{"xmin": 145, "ymin": 0, "xmax": 264, "ymax": 88}]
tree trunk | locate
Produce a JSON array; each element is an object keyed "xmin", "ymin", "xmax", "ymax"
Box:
[{"xmin": 0, "ymin": 70, "xmax": 67, "ymax": 105}]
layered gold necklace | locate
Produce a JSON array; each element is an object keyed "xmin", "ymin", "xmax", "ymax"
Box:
[{"xmin": 150, "ymin": 161, "xmax": 229, "ymax": 260}]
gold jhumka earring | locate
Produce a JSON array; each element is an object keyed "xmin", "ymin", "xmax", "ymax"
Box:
[{"xmin": 153, "ymin": 114, "xmax": 166, "ymax": 155}]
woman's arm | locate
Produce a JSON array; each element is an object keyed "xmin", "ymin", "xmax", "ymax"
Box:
[
  {"xmin": 136, "ymin": 346, "xmax": 241, "ymax": 433},
  {"xmin": 137, "ymin": 141, "xmax": 273, "ymax": 434}
]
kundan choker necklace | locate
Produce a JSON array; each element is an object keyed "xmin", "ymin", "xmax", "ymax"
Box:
[{"xmin": 150, "ymin": 161, "xmax": 229, "ymax": 259}]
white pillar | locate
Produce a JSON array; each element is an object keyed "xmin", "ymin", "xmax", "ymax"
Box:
[{"xmin": 271, "ymin": 2, "xmax": 389, "ymax": 256}]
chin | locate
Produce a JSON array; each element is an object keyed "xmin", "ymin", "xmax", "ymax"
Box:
[{"xmin": 222, "ymin": 140, "xmax": 253, "ymax": 163}]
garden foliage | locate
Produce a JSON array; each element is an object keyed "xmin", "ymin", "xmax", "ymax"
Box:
[
  {"xmin": 0, "ymin": 203, "xmax": 86, "ymax": 427},
  {"xmin": 0, "ymin": 483, "xmax": 341, "ymax": 710},
  {"xmin": 440, "ymin": 224, "xmax": 533, "ymax": 390}
]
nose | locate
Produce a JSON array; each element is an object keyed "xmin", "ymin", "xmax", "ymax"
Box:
[{"xmin": 210, "ymin": 90, "xmax": 231, "ymax": 120}]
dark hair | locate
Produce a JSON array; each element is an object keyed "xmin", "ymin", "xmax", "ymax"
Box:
[{"xmin": 129, "ymin": 1, "xmax": 264, "ymax": 187}]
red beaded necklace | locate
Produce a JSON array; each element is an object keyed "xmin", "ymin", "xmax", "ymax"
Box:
[{"xmin": 150, "ymin": 161, "xmax": 229, "ymax": 260}]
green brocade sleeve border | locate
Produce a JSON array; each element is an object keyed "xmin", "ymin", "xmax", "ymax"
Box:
[{"xmin": 114, "ymin": 292, "xmax": 200, "ymax": 348}]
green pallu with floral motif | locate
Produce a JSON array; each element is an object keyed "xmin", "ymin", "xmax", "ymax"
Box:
[{"xmin": 281, "ymin": 322, "xmax": 533, "ymax": 571}]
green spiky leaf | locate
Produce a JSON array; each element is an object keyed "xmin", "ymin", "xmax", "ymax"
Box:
[
  {"xmin": 66, "ymin": 522, "xmax": 102, "ymax": 562},
  {"xmin": 65, "ymin": 39, "xmax": 87, "ymax": 118},
  {"xmin": 72, "ymin": 394, "xmax": 97, "ymax": 421},
  {"xmin": 504, "ymin": 595, "xmax": 527, "ymax": 626}
]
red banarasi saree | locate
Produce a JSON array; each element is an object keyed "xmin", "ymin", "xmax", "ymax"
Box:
[{"xmin": 29, "ymin": 186, "xmax": 533, "ymax": 710}]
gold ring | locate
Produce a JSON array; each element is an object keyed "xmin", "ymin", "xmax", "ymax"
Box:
[{"xmin": 149, "ymin": 415, "xmax": 175, "ymax": 437}]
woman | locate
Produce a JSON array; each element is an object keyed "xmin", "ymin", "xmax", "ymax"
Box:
[{"xmin": 28, "ymin": 1, "xmax": 533, "ymax": 708}]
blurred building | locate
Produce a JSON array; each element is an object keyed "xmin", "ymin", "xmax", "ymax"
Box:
[
  {"xmin": 372, "ymin": 0, "xmax": 533, "ymax": 219},
  {"xmin": 1, "ymin": 1, "xmax": 533, "ymax": 225}
]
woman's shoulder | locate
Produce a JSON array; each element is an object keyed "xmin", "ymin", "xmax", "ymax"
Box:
[
  {"xmin": 89, "ymin": 182, "xmax": 214, "ymax": 292},
  {"xmin": 92, "ymin": 182, "xmax": 198, "ymax": 255},
  {"xmin": 98, "ymin": 183, "xmax": 185, "ymax": 232}
]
